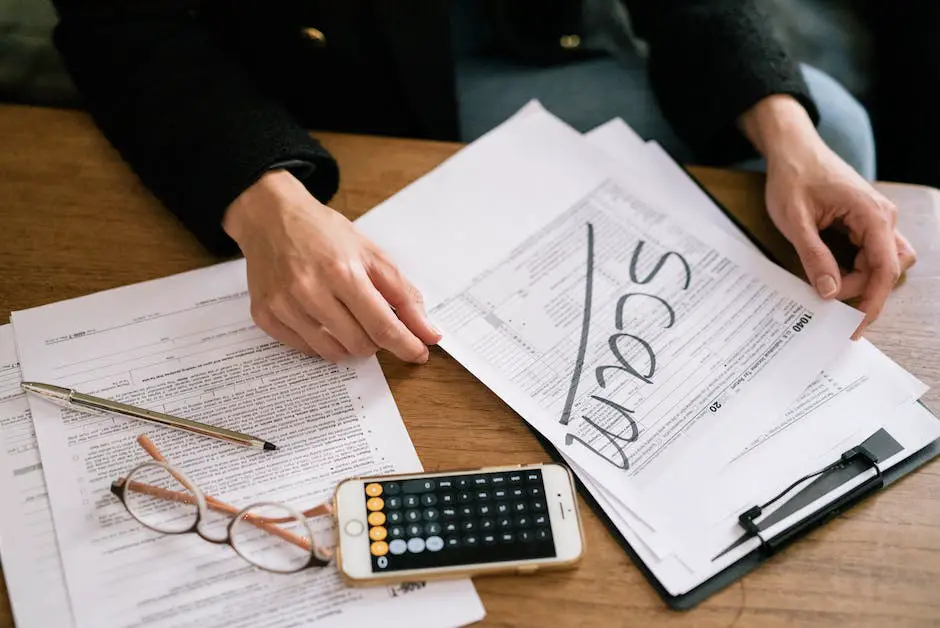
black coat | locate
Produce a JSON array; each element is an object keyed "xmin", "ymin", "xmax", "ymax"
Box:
[{"xmin": 50, "ymin": 0, "xmax": 818, "ymax": 256}]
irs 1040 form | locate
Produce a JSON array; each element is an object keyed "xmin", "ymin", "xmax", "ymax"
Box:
[
  {"xmin": 0, "ymin": 325, "xmax": 74, "ymax": 628},
  {"xmin": 9, "ymin": 261, "xmax": 484, "ymax": 628},
  {"xmin": 354, "ymin": 104, "xmax": 864, "ymax": 540}
]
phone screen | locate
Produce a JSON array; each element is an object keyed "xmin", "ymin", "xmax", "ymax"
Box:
[{"xmin": 362, "ymin": 469, "xmax": 557, "ymax": 572}]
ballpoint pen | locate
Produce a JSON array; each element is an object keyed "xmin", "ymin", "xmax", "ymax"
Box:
[{"xmin": 21, "ymin": 381, "xmax": 277, "ymax": 451}]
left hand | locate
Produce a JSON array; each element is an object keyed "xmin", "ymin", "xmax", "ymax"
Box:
[{"xmin": 741, "ymin": 95, "xmax": 917, "ymax": 338}]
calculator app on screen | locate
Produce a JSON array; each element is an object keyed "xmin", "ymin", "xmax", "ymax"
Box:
[{"xmin": 362, "ymin": 469, "xmax": 556, "ymax": 572}]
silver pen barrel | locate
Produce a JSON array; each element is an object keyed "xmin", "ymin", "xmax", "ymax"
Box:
[
  {"xmin": 69, "ymin": 393, "xmax": 266, "ymax": 449},
  {"xmin": 22, "ymin": 381, "xmax": 275, "ymax": 450}
]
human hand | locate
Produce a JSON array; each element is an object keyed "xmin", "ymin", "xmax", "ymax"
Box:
[
  {"xmin": 741, "ymin": 96, "xmax": 916, "ymax": 338},
  {"xmin": 222, "ymin": 169, "xmax": 441, "ymax": 363}
]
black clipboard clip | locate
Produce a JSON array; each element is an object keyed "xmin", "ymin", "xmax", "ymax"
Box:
[{"xmin": 714, "ymin": 446, "xmax": 883, "ymax": 561}]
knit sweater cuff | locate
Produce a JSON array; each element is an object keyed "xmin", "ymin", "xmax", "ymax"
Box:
[
  {"xmin": 188, "ymin": 132, "xmax": 339, "ymax": 258},
  {"xmin": 644, "ymin": 3, "xmax": 820, "ymax": 164}
]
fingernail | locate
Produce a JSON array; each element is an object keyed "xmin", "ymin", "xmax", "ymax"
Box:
[{"xmin": 816, "ymin": 275, "xmax": 838, "ymax": 298}]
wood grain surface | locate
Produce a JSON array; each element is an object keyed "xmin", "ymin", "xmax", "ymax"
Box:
[{"xmin": 0, "ymin": 104, "xmax": 938, "ymax": 627}]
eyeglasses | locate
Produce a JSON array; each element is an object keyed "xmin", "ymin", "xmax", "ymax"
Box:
[{"xmin": 110, "ymin": 434, "xmax": 335, "ymax": 573}]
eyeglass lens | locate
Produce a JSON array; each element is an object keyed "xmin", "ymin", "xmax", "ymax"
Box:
[
  {"xmin": 124, "ymin": 462, "xmax": 199, "ymax": 534},
  {"xmin": 230, "ymin": 502, "xmax": 313, "ymax": 573},
  {"xmin": 123, "ymin": 464, "xmax": 319, "ymax": 572}
]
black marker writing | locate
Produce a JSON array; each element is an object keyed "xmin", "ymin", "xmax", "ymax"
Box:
[
  {"xmin": 561, "ymin": 223, "xmax": 692, "ymax": 471},
  {"xmin": 630, "ymin": 240, "xmax": 691, "ymax": 289},
  {"xmin": 559, "ymin": 222, "xmax": 595, "ymax": 426},
  {"xmin": 596, "ymin": 333, "xmax": 656, "ymax": 387},
  {"xmin": 565, "ymin": 409, "xmax": 637, "ymax": 470},
  {"xmin": 614, "ymin": 293, "xmax": 675, "ymax": 330}
]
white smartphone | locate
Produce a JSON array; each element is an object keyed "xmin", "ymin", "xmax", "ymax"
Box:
[{"xmin": 332, "ymin": 463, "xmax": 585, "ymax": 586}]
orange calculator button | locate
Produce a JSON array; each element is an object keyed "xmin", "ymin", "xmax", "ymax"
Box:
[
  {"xmin": 366, "ymin": 497, "xmax": 384, "ymax": 511},
  {"xmin": 368, "ymin": 511, "xmax": 386, "ymax": 526},
  {"xmin": 365, "ymin": 483, "xmax": 383, "ymax": 497},
  {"xmin": 369, "ymin": 526, "xmax": 387, "ymax": 541},
  {"xmin": 370, "ymin": 541, "xmax": 389, "ymax": 556}
]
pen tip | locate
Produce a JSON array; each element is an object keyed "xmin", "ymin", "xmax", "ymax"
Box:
[{"xmin": 263, "ymin": 442, "xmax": 277, "ymax": 451}]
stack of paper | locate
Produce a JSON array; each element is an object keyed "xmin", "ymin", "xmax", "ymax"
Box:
[
  {"xmin": 353, "ymin": 101, "xmax": 940, "ymax": 596},
  {"xmin": 0, "ymin": 262, "xmax": 485, "ymax": 627}
]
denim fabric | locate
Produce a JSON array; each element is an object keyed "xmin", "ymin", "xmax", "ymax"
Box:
[{"xmin": 455, "ymin": 56, "xmax": 877, "ymax": 179}]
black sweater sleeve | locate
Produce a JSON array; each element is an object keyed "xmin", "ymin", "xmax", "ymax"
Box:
[
  {"xmin": 624, "ymin": 0, "xmax": 820, "ymax": 164},
  {"xmin": 50, "ymin": 0, "xmax": 339, "ymax": 257}
]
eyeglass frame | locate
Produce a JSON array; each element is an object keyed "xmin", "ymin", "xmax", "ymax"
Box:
[{"xmin": 109, "ymin": 434, "xmax": 335, "ymax": 574}]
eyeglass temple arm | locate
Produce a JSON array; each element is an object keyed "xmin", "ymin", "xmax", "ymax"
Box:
[
  {"xmin": 130, "ymin": 435, "xmax": 333, "ymax": 556},
  {"xmin": 137, "ymin": 434, "xmax": 332, "ymax": 520},
  {"xmin": 119, "ymin": 478, "xmax": 321, "ymax": 553}
]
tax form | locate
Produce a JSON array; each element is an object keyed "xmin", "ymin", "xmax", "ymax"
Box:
[
  {"xmin": 354, "ymin": 103, "xmax": 864, "ymax": 535},
  {"xmin": 10, "ymin": 261, "xmax": 485, "ymax": 628},
  {"xmin": 582, "ymin": 117, "xmax": 758, "ymax": 252},
  {"xmin": 582, "ymin": 114, "xmax": 928, "ymax": 523},
  {"xmin": 433, "ymin": 107, "xmax": 929, "ymax": 591},
  {"xmin": 592, "ymin": 395, "xmax": 940, "ymax": 597},
  {"xmin": 0, "ymin": 325, "xmax": 74, "ymax": 628}
]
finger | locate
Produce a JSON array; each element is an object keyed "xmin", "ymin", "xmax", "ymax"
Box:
[
  {"xmin": 268, "ymin": 294, "xmax": 349, "ymax": 363},
  {"xmin": 853, "ymin": 227, "xmax": 901, "ymax": 339},
  {"xmin": 836, "ymin": 250, "xmax": 870, "ymax": 300},
  {"xmin": 895, "ymin": 231, "xmax": 917, "ymax": 275},
  {"xmin": 836, "ymin": 271, "xmax": 868, "ymax": 301},
  {"xmin": 333, "ymin": 271, "xmax": 430, "ymax": 364},
  {"xmin": 369, "ymin": 258, "xmax": 442, "ymax": 345},
  {"xmin": 788, "ymin": 218, "xmax": 843, "ymax": 299},
  {"xmin": 251, "ymin": 303, "xmax": 316, "ymax": 355},
  {"xmin": 291, "ymin": 281, "xmax": 379, "ymax": 358}
]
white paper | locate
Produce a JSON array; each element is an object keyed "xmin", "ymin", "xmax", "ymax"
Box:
[
  {"xmin": 11, "ymin": 261, "xmax": 485, "ymax": 628},
  {"xmin": 574, "ymin": 392, "xmax": 940, "ymax": 597},
  {"xmin": 577, "ymin": 116, "xmax": 929, "ymax": 569},
  {"xmin": 664, "ymin": 342, "xmax": 926, "ymax": 570},
  {"xmin": 556, "ymin": 332, "xmax": 930, "ymax": 581},
  {"xmin": 698, "ymin": 397, "xmax": 940, "ymax": 584},
  {"xmin": 0, "ymin": 325, "xmax": 75, "ymax": 628},
  {"xmin": 584, "ymin": 119, "xmax": 757, "ymax": 251},
  {"xmin": 584, "ymin": 116, "xmax": 927, "ymax": 518},
  {"xmin": 355, "ymin": 102, "xmax": 863, "ymax": 537}
]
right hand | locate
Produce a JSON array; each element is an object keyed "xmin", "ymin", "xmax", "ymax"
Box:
[{"xmin": 222, "ymin": 169, "xmax": 441, "ymax": 363}]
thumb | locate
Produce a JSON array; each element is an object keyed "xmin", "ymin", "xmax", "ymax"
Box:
[{"xmin": 791, "ymin": 223, "xmax": 842, "ymax": 299}]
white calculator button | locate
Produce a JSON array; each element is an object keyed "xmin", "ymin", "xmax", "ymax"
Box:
[
  {"xmin": 407, "ymin": 537, "xmax": 426, "ymax": 553},
  {"xmin": 389, "ymin": 539, "xmax": 408, "ymax": 555},
  {"xmin": 425, "ymin": 536, "xmax": 444, "ymax": 552}
]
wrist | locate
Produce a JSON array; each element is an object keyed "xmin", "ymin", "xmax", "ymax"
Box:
[
  {"xmin": 739, "ymin": 95, "xmax": 825, "ymax": 166},
  {"xmin": 223, "ymin": 169, "xmax": 310, "ymax": 244}
]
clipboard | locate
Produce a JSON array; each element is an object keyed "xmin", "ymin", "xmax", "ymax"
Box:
[
  {"xmin": 524, "ymin": 410, "xmax": 940, "ymax": 610},
  {"xmin": 520, "ymin": 154, "xmax": 940, "ymax": 609}
]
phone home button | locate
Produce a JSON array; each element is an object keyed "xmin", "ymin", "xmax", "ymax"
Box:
[{"xmin": 344, "ymin": 519, "xmax": 365, "ymax": 536}]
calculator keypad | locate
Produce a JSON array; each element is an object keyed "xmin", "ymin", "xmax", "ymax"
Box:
[{"xmin": 365, "ymin": 469, "xmax": 555, "ymax": 572}]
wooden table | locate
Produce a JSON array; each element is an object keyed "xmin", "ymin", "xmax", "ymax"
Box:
[{"xmin": 1, "ymin": 104, "xmax": 938, "ymax": 627}]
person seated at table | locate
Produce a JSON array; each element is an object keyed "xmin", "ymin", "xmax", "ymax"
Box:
[{"xmin": 48, "ymin": 0, "xmax": 915, "ymax": 365}]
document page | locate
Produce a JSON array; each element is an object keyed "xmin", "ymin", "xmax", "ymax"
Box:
[
  {"xmin": 596, "ymin": 401, "xmax": 940, "ymax": 598},
  {"xmin": 584, "ymin": 119, "xmax": 757, "ymax": 251},
  {"xmin": 575, "ymin": 118, "xmax": 928, "ymax": 562},
  {"xmin": 0, "ymin": 325, "xmax": 75, "ymax": 628},
  {"xmin": 11, "ymin": 261, "xmax": 484, "ymax": 628},
  {"xmin": 356, "ymin": 105, "xmax": 863, "ymax": 533},
  {"xmin": 583, "ymin": 117, "xmax": 928, "ymax": 524}
]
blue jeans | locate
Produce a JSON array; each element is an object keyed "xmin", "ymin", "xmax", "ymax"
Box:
[{"xmin": 455, "ymin": 57, "xmax": 876, "ymax": 180}]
